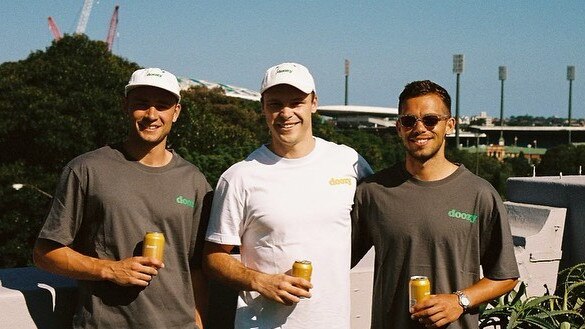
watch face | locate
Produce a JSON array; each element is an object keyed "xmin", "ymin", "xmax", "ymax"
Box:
[
  {"xmin": 461, "ymin": 295, "xmax": 470, "ymax": 306},
  {"xmin": 456, "ymin": 291, "xmax": 470, "ymax": 308}
]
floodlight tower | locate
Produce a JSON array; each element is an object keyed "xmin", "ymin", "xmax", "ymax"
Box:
[
  {"xmin": 567, "ymin": 65, "xmax": 575, "ymax": 144},
  {"xmin": 453, "ymin": 54, "xmax": 464, "ymax": 148},
  {"xmin": 498, "ymin": 66, "xmax": 507, "ymax": 145},
  {"xmin": 344, "ymin": 59, "xmax": 350, "ymax": 105}
]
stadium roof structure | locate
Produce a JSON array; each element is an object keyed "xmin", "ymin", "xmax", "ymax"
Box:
[
  {"xmin": 317, "ymin": 105, "xmax": 398, "ymax": 117},
  {"xmin": 178, "ymin": 77, "xmax": 261, "ymax": 101},
  {"xmin": 468, "ymin": 125, "xmax": 585, "ymax": 132}
]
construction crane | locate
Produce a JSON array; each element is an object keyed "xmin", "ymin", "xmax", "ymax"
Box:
[
  {"xmin": 105, "ymin": 5, "xmax": 120, "ymax": 51},
  {"xmin": 47, "ymin": 16, "xmax": 62, "ymax": 40},
  {"xmin": 75, "ymin": 0, "xmax": 95, "ymax": 35},
  {"xmin": 47, "ymin": 2, "xmax": 120, "ymax": 53}
]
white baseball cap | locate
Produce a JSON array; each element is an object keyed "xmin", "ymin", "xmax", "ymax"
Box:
[
  {"xmin": 260, "ymin": 62, "xmax": 315, "ymax": 94},
  {"xmin": 125, "ymin": 68, "xmax": 181, "ymax": 101}
]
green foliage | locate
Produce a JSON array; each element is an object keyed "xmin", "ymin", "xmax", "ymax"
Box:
[
  {"xmin": 0, "ymin": 35, "xmax": 138, "ymax": 267},
  {"xmin": 312, "ymin": 122, "xmax": 404, "ymax": 172},
  {"xmin": 504, "ymin": 153, "xmax": 534, "ymax": 178},
  {"xmin": 479, "ymin": 263, "xmax": 585, "ymax": 328},
  {"xmin": 171, "ymin": 86, "xmax": 267, "ymax": 185},
  {"xmin": 0, "ymin": 34, "xmax": 137, "ymax": 172},
  {"xmin": 536, "ymin": 144, "xmax": 585, "ymax": 176},
  {"xmin": 446, "ymin": 147, "xmax": 513, "ymax": 198}
]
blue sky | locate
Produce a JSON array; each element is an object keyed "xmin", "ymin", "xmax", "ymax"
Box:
[{"xmin": 2, "ymin": 1, "xmax": 585, "ymax": 119}]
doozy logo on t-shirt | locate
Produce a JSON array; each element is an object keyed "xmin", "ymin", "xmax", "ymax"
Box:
[
  {"xmin": 176, "ymin": 195, "xmax": 195, "ymax": 208},
  {"xmin": 447, "ymin": 209, "xmax": 478, "ymax": 223}
]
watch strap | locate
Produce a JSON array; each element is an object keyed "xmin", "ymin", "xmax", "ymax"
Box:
[{"xmin": 454, "ymin": 290, "xmax": 470, "ymax": 312}]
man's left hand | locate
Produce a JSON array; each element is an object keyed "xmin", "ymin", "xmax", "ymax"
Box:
[{"xmin": 410, "ymin": 294, "xmax": 464, "ymax": 328}]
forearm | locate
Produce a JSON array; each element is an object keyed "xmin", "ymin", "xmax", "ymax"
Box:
[
  {"xmin": 462, "ymin": 277, "xmax": 518, "ymax": 308},
  {"xmin": 411, "ymin": 277, "xmax": 518, "ymax": 327},
  {"xmin": 33, "ymin": 239, "xmax": 111, "ymax": 281},
  {"xmin": 34, "ymin": 238, "xmax": 161, "ymax": 286},
  {"xmin": 191, "ymin": 268, "xmax": 208, "ymax": 328},
  {"xmin": 202, "ymin": 245, "xmax": 262, "ymax": 292},
  {"xmin": 203, "ymin": 242, "xmax": 312, "ymax": 304}
]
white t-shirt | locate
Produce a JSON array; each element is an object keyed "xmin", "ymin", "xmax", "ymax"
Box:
[{"xmin": 206, "ymin": 137, "xmax": 372, "ymax": 329}]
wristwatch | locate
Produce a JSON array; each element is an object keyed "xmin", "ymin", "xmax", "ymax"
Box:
[{"xmin": 454, "ymin": 290, "xmax": 471, "ymax": 312}]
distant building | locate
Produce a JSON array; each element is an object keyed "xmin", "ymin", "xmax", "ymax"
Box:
[
  {"xmin": 463, "ymin": 144, "xmax": 547, "ymax": 163},
  {"xmin": 467, "ymin": 125, "xmax": 585, "ymax": 149},
  {"xmin": 317, "ymin": 105, "xmax": 398, "ymax": 128}
]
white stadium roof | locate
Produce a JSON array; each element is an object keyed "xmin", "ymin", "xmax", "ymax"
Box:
[
  {"xmin": 178, "ymin": 77, "xmax": 261, "ymax": 101},
  {"xmin": 317, "ymin": 105, "xmax": 398, "ymax": 117}
]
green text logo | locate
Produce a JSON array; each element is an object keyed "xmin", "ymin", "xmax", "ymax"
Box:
[
  {"xmin": 448, "ymin": 209, "xmax": 478, "ymax": 223},
  {"xmin": 176, "ymin": 195, "xmax": 195, "ymax": 208}
]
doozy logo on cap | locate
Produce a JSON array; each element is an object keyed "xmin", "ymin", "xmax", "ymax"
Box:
[
  {"xmin": 125, "ymin": 67, "xmax": 181, "ymax": 101},
  {"xmin": 260, "ymin": 62, "xmax": 315, "ymax": 94}
]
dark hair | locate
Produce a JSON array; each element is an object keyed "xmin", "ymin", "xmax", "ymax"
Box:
[{"xmin": 398, "ymin": 80, "xmax": 451, "ymax": 115}]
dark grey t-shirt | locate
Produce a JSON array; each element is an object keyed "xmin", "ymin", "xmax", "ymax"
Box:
[
  {"xmin": 351, "ymin": 164, "xmax": 519, "ymax": 329},
  {"xmin": 38, "ymin": 144, "xmax": 212, "ymax": 329}
]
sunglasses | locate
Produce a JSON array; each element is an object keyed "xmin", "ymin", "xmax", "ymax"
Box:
[{"xmin": 398, "ymin": 114, "xmax": 450, "ymax": 128}]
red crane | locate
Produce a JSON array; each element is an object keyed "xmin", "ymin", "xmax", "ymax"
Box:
[
  {"xmin": 47, "ymin": 3, "xmax": 119, "ymax": 53},
  {"xmin": 105, "ymin": 5, "xmax": 120, "ymax": 52},
  {"xmin": 47, "ymin": 16, "xmax": 62, "ymax": 40}
]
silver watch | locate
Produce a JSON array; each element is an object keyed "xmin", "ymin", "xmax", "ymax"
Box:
[{"xmin": 454, "ymin": 290, "xmax": 471, "ymax": 312}]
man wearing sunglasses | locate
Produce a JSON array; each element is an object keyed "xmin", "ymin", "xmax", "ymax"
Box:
[{"xmin": 351, "ymin": 80, "xmax": 519, "ymax": 328}]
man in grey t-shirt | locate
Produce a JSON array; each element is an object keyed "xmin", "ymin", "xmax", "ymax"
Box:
[
  {"xmin": 33, "ymin": 68, "xmax": 212, "ymax": 329},
  {"xmin": 352, "ymin": 80, "xmax": 519, "ymax": 329}
]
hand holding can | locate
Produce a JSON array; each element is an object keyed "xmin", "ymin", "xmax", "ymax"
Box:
[
  {"xmin": 291, "ymin": 260, "xmax": 312, "ymax": 282},
  {"xmin": 409, "ymin": 276, "xmax": 431, "ymax": 309},
  {"xmin": 142, "ymin": 232, "xmax": 165, "ymax": 262}
]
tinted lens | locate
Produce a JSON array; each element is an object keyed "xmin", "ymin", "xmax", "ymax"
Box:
[
  {"xmin": 399, "ymin": 115, "xmax": 418, "ymax": 127},
  {"xmin": 399, "ymin": 115, "xmax": 444, "ymax": 128},
  {"xmin": 421, "ymin": 115, "xmax": 441, "ymax": 126}
]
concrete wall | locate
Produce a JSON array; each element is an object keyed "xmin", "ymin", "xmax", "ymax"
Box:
[
  {"xmin": 505, "ymin": 201, "xmax": 566, "ymax": 296},
  {"xmin": 507, "ymin": 175, "xmax": 585, "ymax": 271}
]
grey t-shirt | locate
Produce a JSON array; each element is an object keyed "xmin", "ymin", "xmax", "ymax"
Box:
[
  {"xmin": 38, "ymin": 144, "xmax": 212, "ymax": 329},
  {"xmin": 352, "ymin": 164, "xmax": 519, "ymax": 329}
]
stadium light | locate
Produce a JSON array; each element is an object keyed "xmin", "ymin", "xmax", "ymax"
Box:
[{"xmin": 453, "ymin": 54, "xmax": 464, "ymax": 148}]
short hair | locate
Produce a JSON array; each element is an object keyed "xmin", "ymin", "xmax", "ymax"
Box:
[{"xmin": 398, "ymin": 80, "xmax": 451, "ymax": 115}]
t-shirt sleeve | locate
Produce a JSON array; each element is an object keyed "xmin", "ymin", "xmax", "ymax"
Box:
[
  {"xmin": 480, "ymin": 189, "xmax": 520, "ymax": 280},
  {"xmin": 190, "ymin": 187, "xmax": 214, "ymax": 269},
  {"xmin": 351, "ymin": 185, "xmax": 373, "ymax": 268},
  {"xmin": 355, "ymin": 153, "xmax": 374, "ymax": 180},
  {"xmin": 205, "ymin": 176, "xmax": 244, "ymax": 246},
  {"xmin": 38, "ymin": 165, "xmax": 85, "ymax": 247}
]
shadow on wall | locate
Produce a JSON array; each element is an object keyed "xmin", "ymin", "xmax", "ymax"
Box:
[
  {"xmin": 0, "ymin": 267, "xmax": 77, "ymax": 329},
  {"xmin": 0, "ymin": 266, "xmax": 238, "ymax": 329}
]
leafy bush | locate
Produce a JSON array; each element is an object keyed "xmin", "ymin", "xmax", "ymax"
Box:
[{"xmin": 479, "ymin": 263, "xmax": 585, "ymax": 328}]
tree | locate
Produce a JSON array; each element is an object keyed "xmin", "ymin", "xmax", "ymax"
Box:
[
  {"xmin": 0, "ymin": 35, "xmax": 139, "ymax": 267},
  {"xmin": 537, "ymin": 144, "xmax": 585, "ymax": 176},
  {"xmin": 171, "ymin": 86, "xmax": 267, "ymax": 185}
]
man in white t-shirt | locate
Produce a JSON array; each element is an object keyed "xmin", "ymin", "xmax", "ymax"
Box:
[{"xmin": 203, "ymin": 62, "xmax": 372, "ymax": 328}]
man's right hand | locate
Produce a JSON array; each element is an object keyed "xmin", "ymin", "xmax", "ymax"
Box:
[
  {"xmin": 33, "ymin": 239, "xmax": 165, "ymax": 287},
  {"xmin": 102, "ymin": 256, "xmax": 164, "ymax": 287},
  {"xmin": 252, "ymin": 272, "xmax": 313, "ymax": 305},
  {"xmin": 203, "ymin": 242, "xmax": 313, "ymax": 306}
]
